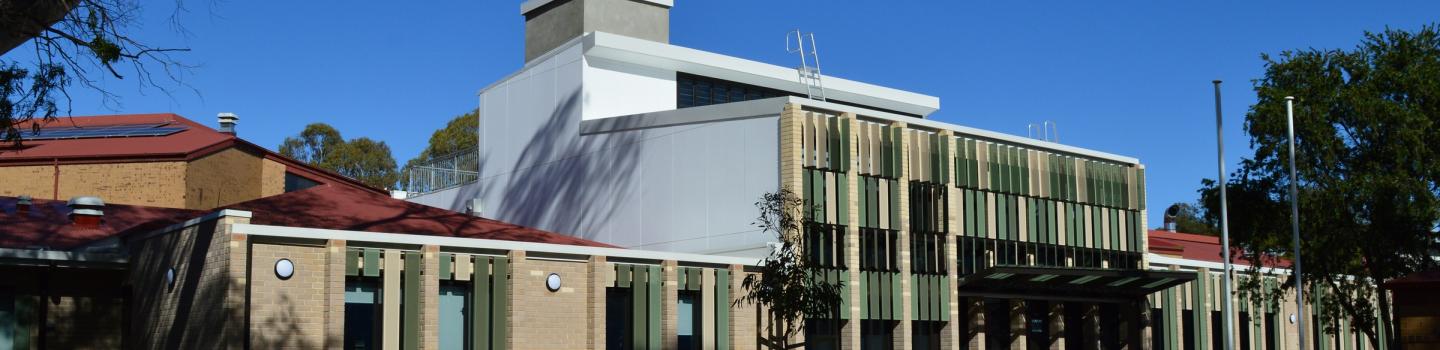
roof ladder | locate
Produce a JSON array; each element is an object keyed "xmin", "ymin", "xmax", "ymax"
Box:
[{"xmin": 788, "ymin": 30, "xmax": 827, "ymax": 102}]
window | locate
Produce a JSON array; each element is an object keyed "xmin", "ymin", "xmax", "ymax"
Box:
[
  {"xmin": 985, "ymin": 300, "xmax": 1010, "ymax": 350},
  {"xmin": 344, "ymin": 280, "xmax": 382, "ymax": 349},
  {"xmin": 677, "ymin": 291, "xmax": 700, "ymax": 350},
  {"xmin": 1182, "ymin": 310, "xmax": 1196, "ymax": 350},
  {"xmin": 284, "ymin": 172, "xmax": 320, "ymax": 192},
  {"xmin": 805, "ymin": 318, "xmax": 841, "ymax": 350},
  {"xmin": 861, "ymin": 320, "xmax": 895, "ymax": 350},
  {"xmin": 438, "ymin": 283, "xmax": 469, "ymax": 350},
  {"xmin": 606, "ymin": 288, "xmax": 633, "ymax": 350},
  {"xmin": 913, "ymin": 321, "xmax": 944, "ymax": 350},
  {"xmin": 1238, "ymin": 312, "xmax": 1251, "ymax": 350},
  {"xmin": 675, "ymin": 73, "xmax": 786, "ymax": 108},
  {"xmin": 1151, "ymin": 308, "xmax": 1165, "ymax": 350}
]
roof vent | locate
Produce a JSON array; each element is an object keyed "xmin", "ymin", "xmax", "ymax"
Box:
[
  {"xmin": 67, "ymin": 196, "xmax": 105, "ymax": 228},
  {"xmin": 16, "ymin": 195, "xmax": 32, "ymax": 214},
  {"xmin": 218, "ymin": 112, "xmax": 239, "ymax": 135}
]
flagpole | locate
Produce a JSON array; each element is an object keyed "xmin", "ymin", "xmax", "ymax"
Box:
[
  {"xmin": 1214, "ymin": 80, "xmax": 1235, "ymax": 350},
  {"xmin": 1286, "ymin": 96, "xmax": 1308, "ymax": 350}
]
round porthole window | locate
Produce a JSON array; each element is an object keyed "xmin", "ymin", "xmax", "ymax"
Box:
[
  {"xmin": 275, "ymin": 258, "xmax": 295, "ymax": 280},
  {"xmin": 546, "ymin": 273, "xmax": 562, "ymax": 292},
  {"xmin": 164, "ymin": 267, "xmax": 176, "ymax": 290}
]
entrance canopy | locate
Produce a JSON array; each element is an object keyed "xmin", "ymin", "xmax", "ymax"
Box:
[{"xmin": 958, "ymin": 265, "xmax": 1195, "ymax": 303}]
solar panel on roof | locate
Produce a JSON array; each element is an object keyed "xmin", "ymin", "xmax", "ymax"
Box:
[{"xmin": 22, "ymin": 123, "xmax": 188, "ymax": 140}]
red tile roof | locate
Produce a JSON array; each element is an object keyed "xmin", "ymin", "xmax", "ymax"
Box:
[
  {"xmin": 0, "ymin": 113, "xmax": 385, "ymax": 194},
  {"xmin": 1, "ymin": 185, "xmax": 614, "ymax": 250},
  {"xmin": 217, "ymin": 185, "xmax": 616, "ymax": 247},
  {"xmin": 0, "ymin": 197, "xmax": 204, "ymax": 249},
  {"xmin": 1148, "ymin": 230, "xmax": 1291, "ymax": 267}
]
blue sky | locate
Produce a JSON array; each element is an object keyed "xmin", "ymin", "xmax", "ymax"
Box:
[{"xmin": 21, "ymin": 1, "xmax": 1439, "ymax": 228}]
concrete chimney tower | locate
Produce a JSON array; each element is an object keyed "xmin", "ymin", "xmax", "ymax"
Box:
[{"xmin": 520, "ymin": 0, "xmax": 672, "ymax": 62}]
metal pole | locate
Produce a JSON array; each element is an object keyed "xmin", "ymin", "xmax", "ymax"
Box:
[
  {"xmin": 1286, "ymin": 96, "xmax": 1308, "ymax": 350},
  {"xmin": 1214, "ymin": 80, "xmax": 1236, "ymax": 350}
]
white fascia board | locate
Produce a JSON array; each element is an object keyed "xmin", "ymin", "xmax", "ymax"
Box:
[
  {"xmin": 787, "ymin": 97, "xmax": 1141, "ymax": 165},
  {"xmin": 521, "ymin": 0, "xmax": 672, "ymax": 15},
  {"xmin": 0, "ymin": 247, "xmax": 126, "ymax": 264},
  {"xmin": 582, "ymin": 32, "xmax": 940, "ymax": 117},
  {"xmin": 231, "ymin": 223, "xmax": 757, "ymax": 267},
  {"xmin": 1146, "ymin": 253, "xmax": 1293, "ymax": 276}
]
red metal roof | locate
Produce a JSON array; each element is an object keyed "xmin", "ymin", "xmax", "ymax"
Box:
[
  {"xmin": 1, "ymin": 185, "xmax": 614, "ymax": 250},
  {"xmin": 1148, "ymin": 229, "xmax": 1291, "ymax": 267},
  {"xmin": 0, "ymin": 113, "xmax": 386, "ymax": 194},
  {"xmin": 0, "ymin": 197, "xmax": 204, "ymax": 249},
  {"xmin": 0, "ymin": 113, "xmax": 228, "ymax": 163},
  {"xmin": 218, "ymin": 185, "xmax": 615, "ymax": 247}
]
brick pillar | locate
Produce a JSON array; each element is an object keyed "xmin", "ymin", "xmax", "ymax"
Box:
[
  {"xmin": 779, "ymin": 102, "xmax": 805, "ymax": 194},
  {"xmin": 662, "ymin": 260, "xmax": 679, "ymax": 350},
  {"xmin": 893, "ymin": 121, "xmax": 912, "ymax": 350},
  {"xmin": 841, "ymin": 112, "xmax": 862, "ymax": 350},
  {"xmin": 421, "ymin": 245, "xmax": 440, "ymax": 350},
  {"xmin": 1050, "ymin": 302, "xmax": 1066, "ymax": 350},
  {"xmin": 506, "ymin": 250, "xmax": 525, "ymax": 350},
  {"xmin": 967, "ymin": 299, "xmax": 986, "ymax": 350},
  {"xmin": 1011, "ymin": 299, "xmax": 1027, "ymax": 350},
  {"xmin": 221, "ymin": 213, "xmax": 251, "ymax": 349},
  {"xmin": 730, "ymin": 264, "xmax": 756, "ymax": 350},
  {"xmin": 589, "ymin": 256, "xmax": 608, "ymax": 349},
  {"xmin": 325, "ymin": 239, "xmax": 347, "ymax": 349},
  {"xmin": 940, "ymin": 129, "xmax": 961, "ymax": 350}
]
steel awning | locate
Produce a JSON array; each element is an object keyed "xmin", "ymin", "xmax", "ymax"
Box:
[{"xmin": 957, "ymin": 265, "xmax": 1195, "ymax": 303}]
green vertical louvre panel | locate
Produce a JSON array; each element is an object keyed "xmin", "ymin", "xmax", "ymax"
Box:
[
  {"xmin": 892, "ymin": 127, "xmax": 903, "ymax": 178},
  {"xmin": 364, "ymin": 249, "xmax": 382, "ymax": 277},
  {"xmin": 803, "ymin": 168, "xmax": 813, "ymax": 220},
  {"xmin": 439, "ymin": 253, "xmax": 453, "ymax": 280},
  {"xmin": 889, "ymin": 180, "xmax": 900, "ymax": 228},
  {"xmin": 1021, "ymin": 149, "xmax": 1031, "ymax": 196},
  {"xmin": 1048, "ymin": 200, "xmax": 1059, "ymax": 245},
  {"xmin": 633, "ymin": 267, "xmax": 647, "ymax": 350},
  {"xmin": 814, "ymin": 170, "xmax": 826, "ymax": 221},
  {"xmin": 492, "ymin": 257, "xmax": 509, "ymax": 350},
  {"xmin": 963, "ymin": 190, "xmax": 975, "ymax": 237},
  {"xmin": 828, "ymin": 117, "xmax": 840, "ymax": 170},
  {"xmin": 968, "ymin": 140, "xmax": 979, "ymax": 188},
  {"xmin": 840, "ymin": 119, "xmax": 851, "ymax": 172},
  {"xmin": 346, "ymin": 249, "xmax": 361, "ymax": 276},
  {"xmin": 647, "ymin": 266, "xmax": 661, "ymax": 349},
  {"xmin": 688, "ymin": 268, "xmax": 701, "ymax": 291},
  {"xmin": 1194, "ymin": 271, "xmax": 1207, "ymax": 350},
  {"xmin": 890, "ymin": 273, "xmax": 902, "ymax": 321},
  {"xmin": 1137, "ymin": 168, "xmax": 1147, "ymax": 210},
  {"xmin": 616, "ymin": 264, "xmax": 632, "ymax": 288},
  {"xmin": 997, "ymin": 195, "xmax": 1008, "ymax": 241},
  {"xmin": 839, "ymin": 270, "xmax": 850, "ymax": 320},
  {"xmin": 988, "ymin": 143, "xmax": 998, "ymax": 191},
  {"xmin": 837, "ymin": 173, "xmax": 849, "ymax": 225},
  {"xmin": 716, "ymin": 269, "xmax": 731, "ymax": 350},
  {"xmin": 473, "ymin": 257, "xmax": 492, "ymax": 350},
  {"xmin": 1110, "ymin": 209, "xmax": 1120, "ymax": 250},
  {"xmin": 1027, "ymin": 198, "xmax": 1037, "ymax": 243},
  {"xmin": 939, "ymin": 135, "xmax": 950, "ymax": 185},
  {"xmin": 404, "ymin": 252, "xmax": 422, "ymax": 350},
  {"xmin": 859, "ymin": 271, "xmax": 869, "ymax": 319},
  {"xmin": 912, "ymin": 275, "xmax": 922, "ymax": 321},
  {"xmin": 880, "ymin": 126, "xmax": 892, "ymax": 178}
]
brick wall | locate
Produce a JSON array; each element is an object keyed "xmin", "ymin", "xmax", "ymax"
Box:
[
  {"xmin": 127, "ymin": 215, "xmax": 244, "ymax": 349},
  {"xmin": 187, "ymin": 148, "xmax": 267, "ymax": 209},
  {"xmin": 248, "ymin": 242, "xmax": 330, "ymax": 349},
  {"xmin": 0, "ymin": 161, "xmax": 192, "ymax": 207},
  {"xmin": 260, "ymin": 158, "xmax": 287, "ymax": 198},
  {"xmin": 44, "ymin": 296, "xmax": 125, "ymax": 349},
  {"xmin": 0, "ymin": 165, "xmax": 52, "ymax": 199},
  {"xmin": 509, "ymin": 254, "xmax": 594, "ymax": 350}
]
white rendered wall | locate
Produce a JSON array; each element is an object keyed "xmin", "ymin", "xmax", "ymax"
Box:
[
  {"xmin": 581, "ymin": 56, "xmax": 676, "ymax": 120},
  {"xmin": 410, "ymin": 43, "xmax": 777, "ymax": 258}
]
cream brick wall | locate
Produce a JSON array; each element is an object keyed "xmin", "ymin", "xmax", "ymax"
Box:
[
  {"xmin": 127, "ymin": 214, "xmax": 245, "ymax": 349},
  {"xmin": 9, "ymin": 161, "xmax": 190, "ymax": 207},
  {"xmin": 248, "ymin": 242, "xmax": 330, "ymax": 349},
  {"xmin": 187, "ymin": 148, "xmax": 267, "ymax": 209},
  {"xmin": 260, "ymin": 158, "xmax": 287, "ymax": 198},
  {"xmin": 325, "ymin": 240, "xmax": 347, "ymax": 349},
  {"xmin": 44, "ymin": 296, "xmax": 125, "ymax": 350},
  {"xmin": 508, "ymin": 253, "xmax": 594, "ymax": 350}
]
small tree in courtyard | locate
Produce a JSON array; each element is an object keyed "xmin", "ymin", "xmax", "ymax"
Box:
[{"xmin": 737, "ymin": 189, "xmax": 844, "ymax": 350}]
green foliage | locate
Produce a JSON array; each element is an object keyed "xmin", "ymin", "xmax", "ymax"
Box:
[
  {"xmin": 737, "ymin": 189, "xmax": 845, "ymax": 350},
  {"xmin": 1199, "ymin": 24, "xmax": 1440, "ymax": 348},
  {"xmin": 399, "ymin": 109, "xmax": 478, "ymax": 190},
  {"xmin": 279, "ymin": 123, "xmax": 400, "ymax": 190},
  {"xmin": 2, "ymin": 0, "xmax": 190, "ymax": 146}
]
